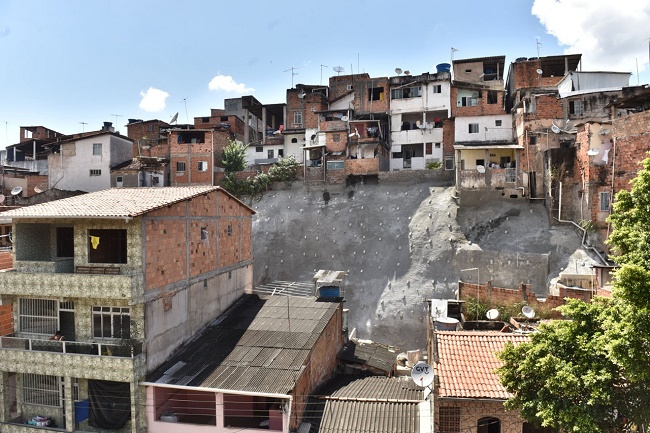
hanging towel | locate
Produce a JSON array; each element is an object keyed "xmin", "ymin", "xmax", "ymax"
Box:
[{"xmin": 90, "ymin": 236, "xmax": 100, "ymax": 249}]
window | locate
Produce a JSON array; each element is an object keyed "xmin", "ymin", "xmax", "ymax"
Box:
[
  {"xmin": 148, "ymin": 124, "xmax": 154, "ymax": 132},
  {"xmin": 368, "ymin": 87, "xmax": 385, "ymax": 101},
  {"xmin": 326, "ymin": 160, "xmax": 345, "ymax": 170},
  {"xmin": 438, "ymin": 406, "xmax": 460, "ymax": 433},
  {"xmin": 529, "ymin": 135, "xmax": 537, "ymax": 145},
  {"xmin": 291, "ymin": 138, "xmax": 298, "ymax": 143},
  {"xmin": 93, "ymin": 306, "xmax": 130, "ymax": 339},
  {"xmin": 432, "ymin": 85, "xmax": 442, "ymax": 93},
  {"xmin": 255, "ymin": 146, "xmax": 263, "ymax": 153},
  {"xmin": 445, "ymin": 155, "xmax": 455, "ymax": 170},
  {"xmin": 332, "ymin": 133, "xmax": 341, "ymax": 142},
  {"xmin": 268, "ymin": 149, "xmax": 274, "ymax": 159},
  {"xmin": 176, "ymin": 161, "xmax": 186, "ymax": 172},
  {"xmin": 460, "ymin": 94, "xmax": 480, "ymax": 106},
  {"xmin": 310, "ymin": 106, "xmax": 315, "ymax": 112},
  {"xmin": 495, "ymin": 120, "xmax": 502, "ymax": 127},
  {"xmin": 346, "ymin": 84, "xmax": 354, "ymax": 90},
  {"xmin": 391, "ymin": 86, "xmax": 422, "ymax": 99},
  {"xmin": 88, "ymin": 229, "xmax": 127, "ymax": 264},
  {"xmin": 220, "ymin": 116, "xmax": 229, "ymax": 121},
  {"xmin": 278, "ymin": 149, "xmax": 284, "ymax": 157},
  {"xmin": 392, "ymin": 152, "xmax": 403, "ymax": 159},
  {"xmin": 477, "ymin": 417, "xmax": 500, "ymax": 433},
  {"xmin": 56, "ymin": 227, "xmax": 74, "ymax": 258},
  {"xmin": 202, "ymin": 117, "xmax": 210, "ymax": 123},
  {"xmin": 476, "ymin": 159, "xmax": 485, "ymax": 167},
  {"xmin": 197, "ymin": 161, "xmax": 208, "ymax": 172},
  {"xmin": 152, "ymin": 176, "xmax": 160, "ymax": 185},
  {"xmin": 293, "ymin": 112, "xmax": 303, "ymax": 125},
  {"xmin": 92, "ymin": 143, "xmax": 102, "ymax": 155},
  {"xmin": 90, "ymin": 169, "xmax": 101, "ymax": 176},
  {"xmin": 469, "ymin": 123, "xmax": 479, "ymax": 134},
  {"xmin": 227, "ymin": 223, "xmax": 232, "ymax": 236},
  {"xmin": 426, "ymin": 143, "xmax": 432, "ymax": 155},
  {"xmin": 435, "ymin": 143, "xmax": 441, "ymax": 149},
  {"xmin": 487, "ymin": 90, "xmax": 498, "ymax": 104},
  {"xmin": 116, "ymin": 176, "xmax": 123, "ymax": 184},
  {"xmin": 19, "ymin": 299, "xmax": 58, "ymax": 335},
  {"xmin": 22, "ymin": 374, "xmax": 61, "ymax": 407},
  {"xmin": 569, "ymin": 100, "xmax": 582, "ymax": 115},
  {"xmin": 600, "ymin": 191, "xmax": 610, "ymax": 211},
  {"xmin": 201, "ymin": 227, "xmax": 208, "ymax": 241}
]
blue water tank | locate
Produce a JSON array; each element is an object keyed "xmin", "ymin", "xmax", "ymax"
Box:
[
  {"xmin": 436, "ymin": 63, "xmax": 451, "ymax": 73},
  {"xmin": 319, "ymin": 286, "xmax": 340, "ymax": 298},
  {"xmin": 515, "ymin": 57, "xmax": 528, "ymax": 62}
]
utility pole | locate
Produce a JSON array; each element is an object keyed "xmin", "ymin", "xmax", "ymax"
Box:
[{"xmin": 320, "ymin": 64, "xmax": 328, "ymax": 86}]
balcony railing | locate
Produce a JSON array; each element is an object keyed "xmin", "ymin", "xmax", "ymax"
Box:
[{"xmin": 0, "ymin": 335, "xmax": 143, "ymax": 358}]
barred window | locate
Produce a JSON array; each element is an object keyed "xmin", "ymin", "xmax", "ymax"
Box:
[
  {"xmin": 439, "ymin": 406, "xmax": 461, "ymax": 433},
  {"xmin": 22, "ymin": 374, "xmax": 61, "ymax": 407},
  {"xmin": 93, "ymin": 306, "xmax": 130, "ymax": 339},
  {"xmin": 19, "ymin": 299, "xmax": 57, "ymax": 335}
]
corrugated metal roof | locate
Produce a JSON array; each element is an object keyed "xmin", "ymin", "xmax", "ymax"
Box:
[
  {"xmin": 435, "ymin": 331, "xmax": 529, "ymax": 400},
  {"xmin": 306, "ymin": 376, "xmax": 424, "ymax": 433},
  {"xmin": 0, "ymin": 186, "xmax": 255, "ymax": 218},
  {"xmin": 147, "ymin": 294, "xmax": 339, "ymax": 395}
]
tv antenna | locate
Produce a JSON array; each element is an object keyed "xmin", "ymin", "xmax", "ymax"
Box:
[
  {"xmin": 320, "ymin": 64, "xmax": 328, "ymax": 85},
  {"xmin": 180, "ymin": 98, "xmax": 189, "ymax": 124},
  {"xmin": 333, "ymin": 66, "xmax": 344, "ymax": 76},
  {"xmin": 79, "ymin": 122, "xmax": 87, "ymax": 132},
  {"xmin": 284, "ymin": 67, "xmax": 299, "ymax": 88},
  {"xmin": 536, "ymin": 37, "xmax": 542, "ymax": 58},
  {"xmin": 110, "ymin": 114, "xmax": 123, "ymax": 127}
]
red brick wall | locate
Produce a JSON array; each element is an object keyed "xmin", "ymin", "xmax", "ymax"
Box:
[
  {"xmin": 0, "ymin": 251, "xmax": 12, "ymax": 270},
  {"xmin": 26, "ymin": 175, "xmax": 48, "ymax": 196},
  {"xmin": 443, "ymin": 118, "xmax": 455, "ymax": 155},
  {"xmin": 510, "ymin": 60, "xmax": 563, "ymax": 91},
  {"xmin": 169, "ymin": 130, "xmax": 231, "ymax": 185},
  {"xmin": 143, "ymin": 189, "xmax": 253, "ymax": 290},
  {"xmin": 127, "ymin": 120, "xmax": 169, "ymax": 157},
  {"xmin": 535, "ymin": 94, "xmax": 563, "ymax": 119},
  {"xmin": 324, "ymin": 130, "xmax": 346, "ymax": 153},
  {"xmin": 451, "ymin": 87, "xmax": 507, "ymax": 117},
  {"xmin": 0, "ymin": 304, "xmax": 13, "ymax": 336},
  {"xmin": 613, "ymin": 110, "xmax": 650, "ymax": 193},
  {"xmin": 329, "ymin": 74, "xmax": 370, "ymax": 102}
]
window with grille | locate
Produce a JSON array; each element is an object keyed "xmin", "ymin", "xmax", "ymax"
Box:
[
  {"xmin": 19, "ymin": 299, "xmax": 58, "ymax": 335},
  {"xmin": 92, "ymin": 143, "xmax": 102, "ymax": 156},
  {"xmin": 89, "ymin": 169, "xmax": 101, "ymax": 176},
  {"xmin": 469, "ymin": 123, "xmax": 479, "ymax": 133},
  {"xmin": 22, "ymin": 374, "xmax": 61, "ymax": 407},
  {"xmin": 198, "ymin": 161, "xmax": 208, "ymax": 172},
  {"xmin": 176, "ymin": 161, "xmax": 186, "ymax": 172},
  {"xmin": 600, "ymin": 191, "xmax": 610, "ymax": 211},
  {"xmin": 439, "ymin": 406, "xmax": 460, "ymax": 433},
  {"xmin": 93, "ymin": 306, "xmax": 130, "ymax": 339}
]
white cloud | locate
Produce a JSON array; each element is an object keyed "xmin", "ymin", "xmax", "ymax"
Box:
[
  {"xmin": 139, "ymin": 87, "xmax": 169, "ymax": 112},
  {"xmin": 532, "ymin": 0, "xmax": 650, "ymax": 73},
  {"xmin": 208, "ymin": 75, "xmax": 254, "ymax": 93}
]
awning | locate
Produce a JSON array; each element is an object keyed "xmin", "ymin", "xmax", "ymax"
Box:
[
  {"xmin": 454, "ymin": 144, "xmax": 523, "ymax": 150},
  {"xmin": 302, "ymin": 143, "xmax": 326, "ymax": 150}
]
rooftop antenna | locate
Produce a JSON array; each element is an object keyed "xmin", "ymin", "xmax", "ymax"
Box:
[
  {"xmin": 536, "ymin": 37, "xmax": 542, "ymax": 58},
  {"xmin": 320, "ymin": 64, "xmax": 328, "ymax": 85},
  {"xmin": 110, "ymin": 114, "xmax": 123, "ymax": 128},
  {"xmin": 79, "ymin": 122, "xmax": 87, "ymax": 132},
  {"xmin": 284, "ymin": 67, "xmax": 299, "ymax": 88},
  {"xmin": 180, "ymin": 98, "xmax": 189, "ymax": 124},
  {"xmin": 333, "ymin": 66, "xmax": 344, "ymax": 76}
]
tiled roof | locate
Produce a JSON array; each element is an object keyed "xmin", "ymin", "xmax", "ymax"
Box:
[
  {"xmin": 147, "ymin": 294, "xmax": 340, "ymax": 395},
  {"xmin": 306, "ymin": 375, "xmax": 424, "ymax": 433},
  {"xmin": 0, "ymin": 186, "xmax": 253, "ymax": 219},
  {"xmin": 435, "ymin": 331, "xmax": 529, "ymax": 400},
  {"xmin": 338, "ymin": 339, "xmax": 398, "ymax": 374}
]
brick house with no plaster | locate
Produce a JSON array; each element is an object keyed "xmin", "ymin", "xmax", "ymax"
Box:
[{"xmin": 0, "ymin": 186, "xmax": 254, "ymax": 433}]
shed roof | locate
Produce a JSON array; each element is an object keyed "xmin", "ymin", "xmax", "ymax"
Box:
[
  {"xmin": 434, "ymin": 331, "xmax": 529, "ymax": 400},
  {"xmin": 147, "ymin": 294, "xmax": 339, "ymax": 395},
  {"xmin": 0, "ymin": 186, "xmax": 254, "ymax": 219}
]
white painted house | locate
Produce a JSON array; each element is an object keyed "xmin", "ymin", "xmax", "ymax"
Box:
[
  {"xmin": 48, "ymin": 126, "xmax": 133, "ymax": 192},
  {"xmin": 389, "ymin": 72, "xmax": 452, "ymax": 171}
]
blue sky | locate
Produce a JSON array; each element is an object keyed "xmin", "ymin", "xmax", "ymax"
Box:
[{"xmin": 1, "ymin": 0, "xmax": 649, "ymax": 148}]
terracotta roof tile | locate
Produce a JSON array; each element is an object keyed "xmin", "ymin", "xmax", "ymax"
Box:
[{"xmin": 435, "ymin": 331, "xmax": 529, "ymax": 400}]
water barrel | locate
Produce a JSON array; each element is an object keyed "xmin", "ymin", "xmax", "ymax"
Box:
[
  {"xmin": 436, "ymin": 63, "xmax": 451, "ymax": 73},
  {"xmin": 515, "ymin": 57, "xmax": 528, "ymax": 62},
  {"xmin": 319, "ymin": 286, "xmax": 340, "ymax": 298},
  {"xmin": 435, "ymin": 317, "xmax": 459, "ymax": 331}
]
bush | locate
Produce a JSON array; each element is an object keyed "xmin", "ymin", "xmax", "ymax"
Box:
[
  {"xmin": 426, "ymin": 161, "xmax": 442, "ymax": 170},
  {"xmin": 269, "ymin": 155, "xmax": 299, "ymax": 184}
]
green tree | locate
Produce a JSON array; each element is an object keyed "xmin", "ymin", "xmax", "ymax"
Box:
[
  {"xmin": 498, "ymin": 156, "xmax": 650, "ymax": 432},
  {"xmin": 221, "ymin": 139, "xmax": 248, "ymax": 174},
  {"xmin": 268, "ymin": 155, "xmax": 299, "ymax": 184}
]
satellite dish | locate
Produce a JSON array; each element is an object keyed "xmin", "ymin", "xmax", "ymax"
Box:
[
  {"xmin": 298, "ymin": 91, "xmax": 306, "ymax": 99},
  {"xmin": 411, "ymin": 361, "xmax": 434, "ymax": 388},
  {"xmin": 395, "ymin": 68, "xmax": 403, "ymax": 75},
  {"xmin": 33, "ymin": 186, "xmax": 43, "ymax": 194},
  {"xmin": 416, "ymin": 120, "xmax": 423, "ymax": 128},
  {"xmin": 536, "ymin": 69, "xmax": 543, "ymax": 75},
  {"xmin": 522, "ymin": 305, "xmax": 535, "ymax": 319},
  {"xmin": 426, "ymin": 123, "xmax": 434, "ymax": 130},
  {"xmin": 551, "ymin": 124, "xmax": 561, "ymax": 134},
  {"xmin": 11, "ymin": 186, "xmax": 22, "ymax": 196},
  {"xmin": 404, "ymin": 70, "xmax": 411, "ymax": 75},
  {"xmin": 587, "ymin": 149, "xmax": 600, "ymax": 156},
  {"xmin": 476, "ymin": 165, "xmax": 486, "ymax": 174},
  {"xmin": 341, "ymin": 116, "xmax": 349, "ymax": 122},
  {"xmin": 486, "ymin": 309, "xmax": 500, "ymax": 320},
  {"xmin": 333, "ymin": 66, "xmax": 344, "ymax": 75},
  {"xmin": 0, "ymin": 195, "xmax": 5, "ymax": 204}
]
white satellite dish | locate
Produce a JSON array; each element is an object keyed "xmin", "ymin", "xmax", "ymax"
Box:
[
  {"xmin": 551, "ymin": 124, "xmax": 561, "ymax": 134},
  {"xmin": 416, "ymin": 120, "xmax": 424, "ymax": 129},
  {"xmin": 486, "ymin": 308, "xmax": 500, "ymax": 320},
  {"xmin": 33, "ymin": 186, "xmax": 43, "ymax": 194},
  {"xmin": 298, "ymin": 91, "xmax": 306, "ymax": 99},
  {"xmin": 522, "ymin": 305, "xmax": 535, "ymax": 319},
  {"xmin": 476, "ymin": 165, "xmax": 486, "ymax": 174},
  {"xmin": 341, "ymin": 116, "xmax": 349, "ymax": 122},
  {"xmin": 0, "ymin": 194, "xmax": 5, "ymax": 204},
  {"xmin": 333, "ymin": 66, "xmax": 345, "ymax": 75},
  {"xmin": 536, "ymin": 69, "xmax": 543, "ymax": 75},
  {"xmin": 411, "ymin": 361, "xmax": 434, "ymax": 388},
  {"xmin": 426, "ymin": 123, "xmax": 434, "ymax": 130},
  {"xmin": 587, "ymin": 149, "xmax": 600, "ymax": 156},
  {"xmin": 395, "ymin": 67, "xmax": 403, "ymax": 75},
  {"xmin": 11, "ymin": 186, "xmax": 22, "ymax": 196}
]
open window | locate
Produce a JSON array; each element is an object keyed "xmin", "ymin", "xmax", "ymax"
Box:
[
  {"xmin": 223, "ymin": 394, "xmax": 284, "ymax": 431},
  {"xmin": 56, "ymin": 227, "xmax": 74, "ymax": 258},
  {"xmin": 478, "ymin": 417, "xmax": 500, "ymax": 433},
  {"xmin": 88, "ymin": 229, "xmax": 127, "ymax": 264},
  {"xmin": 368, "ymin": 87, "xmax": 385, "ymax": 101}
]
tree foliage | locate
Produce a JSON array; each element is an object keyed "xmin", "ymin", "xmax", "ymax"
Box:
[
  {"xmin": 221, "ymin": 139, "xmax": 248, "ymax": 174},
  {"xmin": 498, "ymin": 156, "xmax": 650, "ymax": 432},
  {"xmin": 268, "ymin": 155, "xmax": 299, "ymax": 184}
]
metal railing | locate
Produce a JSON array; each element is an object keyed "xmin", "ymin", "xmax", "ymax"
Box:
[{"xmin": 0, "ymin": 335, "xmax": 142, "ymax": 358}]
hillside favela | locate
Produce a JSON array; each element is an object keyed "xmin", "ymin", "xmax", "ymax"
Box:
[{"xmin": 2, "ymin": 3, "xmax": 650, "ymax": 433}]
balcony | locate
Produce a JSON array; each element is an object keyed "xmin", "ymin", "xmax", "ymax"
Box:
[
  {"xmin": 0, "ymin": 265, "xmax": 143, "ymax": 301},
  {"xmin": 391, "ymin": 128, "xmax": 442, "ymax": 145},
  {"xmin": 0, "ymin": 335, "xmax": 145, "ymax": 381}
]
